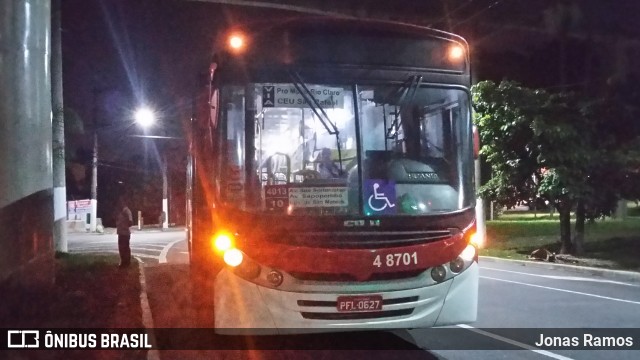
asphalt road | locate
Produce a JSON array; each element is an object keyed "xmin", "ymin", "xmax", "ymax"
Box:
[
  {"xmin": 71, "ymin": 231, "xmax": 640, "ymax": 359},
  {"xmin": 68, "ymin": 228, "xmax": 189, "ymax": 265},
  {"xmin": 418, "ymin": 259, "xmax": 640, "ymax": 360}
]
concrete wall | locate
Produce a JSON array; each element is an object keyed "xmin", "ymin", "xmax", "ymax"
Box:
[{"xmin": 0, "ymin": 0, "xmax": 55, "ymax": 287}]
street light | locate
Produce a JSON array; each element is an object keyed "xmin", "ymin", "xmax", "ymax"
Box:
[
  {"xmin": 133, "ymin": 106, "xmax": 169, "ymax": 230},
  {"xmin": 135, "ymin": 107, "xmax": 155, "ymax": 128},
  {"xmin": 88, "ymin": 103, "xmax": 158, "ymax": 233}
]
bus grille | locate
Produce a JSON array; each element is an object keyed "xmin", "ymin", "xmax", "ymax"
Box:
[
  {"xmin": 284, "ymin": 229, "xmax": 454, "ymax": 249},
  {"xmin": 289, "ymin": 269, "xmax": 426, "ymax": 282},
  {"xmin": 300, "ymin": 309, "xmax": 414, "ymax": 320}
]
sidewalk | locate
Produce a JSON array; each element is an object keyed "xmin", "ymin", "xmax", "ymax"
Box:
[
  {"xmin": 68, "ymin": 226, "xmax": 186, "ymax": 235},
  {"xmin": 480, "ymin": 256, "xmax": 640, "ymax": 283}
]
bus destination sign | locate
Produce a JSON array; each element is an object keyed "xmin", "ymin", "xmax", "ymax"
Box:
[{"xmin": 262, "ymin": 84, "xmax": 344, "ymax": 109}]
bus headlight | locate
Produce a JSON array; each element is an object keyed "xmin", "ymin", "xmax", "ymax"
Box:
[
  {"xmin": 266, "ymin": 270, "xmax": 284, "ymax": 287},
  {"xmin": 460, "ymin": 244, "xmax": 477, "ymax": 262},
  {"xmin": 226, "ymin": 252, "xmax": 285, "ymax": 287},
  {"xmin": 214, "ymin": 237, "xmax": 285, "ymax": 287},
  {"xmin": 431, "ymin": 265, "xmax": 447, "ymax": 283},
  {"xmin": 223, "ymin": 248, "xmax": 243, "ymax": 267},
  {"xmin": 449, "ymin": 257, "xmax": 465, "ymax": 273},
  {"xmin": 449, "ymin": 244, "xmax": 477, "ymax": 274}
]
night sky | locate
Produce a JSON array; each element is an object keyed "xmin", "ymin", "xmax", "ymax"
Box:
[
  {"xmin": 58, "ymin": 0, "xmax": 640, "ymax": 223},
  {"xmin": 60, "ymin": 0, "xmax": 640, "ymax": 133}
]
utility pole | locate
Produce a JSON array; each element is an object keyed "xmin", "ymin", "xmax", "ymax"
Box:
[
  {"xmin": 0, "ymin": 0, "xmax": 55, "ymax": 287},
  {"xmin": 52, "ymin": 0, "xmax": 68, "ymax": 251},
  {"xmin": 133, "ymin": 108, "xmax": 173, "ymax": 229},
  {"xmin": 162, "ymin": 156, "xmax": 169, "ymax": 229},
  {"xmin": 90, "ymin": 132, "xmax": 98, "ymax": 232},
  {"xmin": 90, "ymin": 90, "xmax": 99, "ymax": 233}
]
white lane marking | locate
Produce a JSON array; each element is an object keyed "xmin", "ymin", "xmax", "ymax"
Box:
[
  {"xmin": 134, "ymin": 257, "xmax": 160, "ymax": 360},
  {"xmin": 72, "ymin": 243, "xmax": 169, "ymax": 250},
  {"xmin": 132, "ymin": 244, "xmax": 167, "ymax": 248},
  {"xmin": 457, "ymin": 324, "xmax": 574, "ymax": 360},
  {"xmin": 70, "ymin": 240, "xmax": 117, "ymax": 244},
  {"xmin": 482, "ymin": 276, "xmax": 640, "ymax": 305},
  {"xmin": 129, "ymin": 253, "xmax": 160, "ymax": 260},
  {"xmin": 131, "ymin": 247, "xmax": 165, "ymax": 252},
  {"xmin": 72, "ymin": 250, "xmax": 160, "ymax": 260},
  {"xmin": 159, "ymin": 239, "xmax": 183, "ymax": 264},
  {"xmin": 482, "ymin": 267, "xmax": 639, "ymax": 287}
]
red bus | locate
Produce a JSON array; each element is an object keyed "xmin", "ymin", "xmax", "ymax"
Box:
[{"xmin": 188, "ymin": 17, "xmax": 480, "ymax": 334}]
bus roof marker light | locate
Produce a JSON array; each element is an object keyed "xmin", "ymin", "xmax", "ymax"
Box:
[
  {"xmin": 448, "ymin": 44, "xmax": 464, "ymax": 61},
  {"xmin": 228, "ymin": 33, "xmax": 246, "ymax": 53},
  {"xmin": 223, "ymin": 248, "xmax": 244, "ymax": 267}
]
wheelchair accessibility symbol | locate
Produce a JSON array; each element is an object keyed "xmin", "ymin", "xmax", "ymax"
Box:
[{"xmin": 364, "ymin": 180, "xmax": 396, "ymax": 214}]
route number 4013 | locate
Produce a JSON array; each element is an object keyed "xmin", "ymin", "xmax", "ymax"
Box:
[{"xmin": 373, "ymin": 252, "xmax": 418, "ymax": 268}]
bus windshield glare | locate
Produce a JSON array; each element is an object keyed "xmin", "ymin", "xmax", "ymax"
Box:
[{"xmin": 219, "ymin": 82, "xmax": 474, "ymax": 216}]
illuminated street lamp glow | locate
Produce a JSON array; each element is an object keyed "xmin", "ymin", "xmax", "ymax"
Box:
[{"xmin": 135, "ymin": 107, "xmax": 155, "ymax": 128}]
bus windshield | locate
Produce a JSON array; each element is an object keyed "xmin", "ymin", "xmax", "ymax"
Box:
[{"xmin": 218, "ymin": 82, "xmax": 473, "ymax": 216}]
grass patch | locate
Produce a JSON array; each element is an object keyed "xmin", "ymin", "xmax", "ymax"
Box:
[
  {"xmin": 1, "ymin": 253, "xmax": 143, "ymax": 328},
  {"xmin": 628, "ymin": 201, "xmax": 640, "ymax": 217},
  {"xmin": 481, "ymin": 217, "xmax": 640, "ymax": 270},
  {"xmin": 0, "ymin": 253, "xmax": 146, "ymax": 358},
  {"xmin": 499, "ymin": 211, "xmax": 567, "ymax": 221}
]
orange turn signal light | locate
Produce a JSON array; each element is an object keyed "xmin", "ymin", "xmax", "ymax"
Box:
[
  {"xmin": 469, "ymin": 232, "xmax": 484, "ymax": 249},
  {"xmin": 212, "ymin": 232, "xmax": 233, "ymax": 252}
]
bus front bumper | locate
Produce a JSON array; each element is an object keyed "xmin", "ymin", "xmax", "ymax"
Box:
[{"xmin": 214, "ymin": 262, "xmax": 478, "ymax": 334}]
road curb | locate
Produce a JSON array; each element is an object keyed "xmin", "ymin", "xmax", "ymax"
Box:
[
  {"xmin": 136, "ymin": 260, "xmax": 160, "ymax": 360},
  {"xmin": 480, "ymin": 256, "xmax": 640, "ymax": 283}
]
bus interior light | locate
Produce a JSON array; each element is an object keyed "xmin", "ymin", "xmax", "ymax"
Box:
[{"xmin": 223, "ymin": 248, "xmax": 244, "ymax": 267}]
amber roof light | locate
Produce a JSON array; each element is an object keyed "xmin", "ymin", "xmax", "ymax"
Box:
[
  {"xmin": 448, "ymin": 44, "xmax": 465, "ymax": 61},
  {"xmin": 228, "ymin": 33, "xmax": 246, "ymax": 53}
]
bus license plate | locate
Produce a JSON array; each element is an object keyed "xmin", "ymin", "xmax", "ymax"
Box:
[{"xmin": 337, "ymin": 295, "xmax": 383, "ymax": 312}]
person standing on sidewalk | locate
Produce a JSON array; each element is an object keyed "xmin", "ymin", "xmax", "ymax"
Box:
[{"xmin": 116, "ymin": 196, "xmax": 133, "ymax": 268}]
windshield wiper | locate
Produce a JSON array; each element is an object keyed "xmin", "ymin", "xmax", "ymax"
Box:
[
  {"xmin": 287, "ymin": 69, "xmax": 343, "ymax": 171},
  {"xmin": 385, "ymin": 75, "xmax": 423, "ymax": 140}
]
